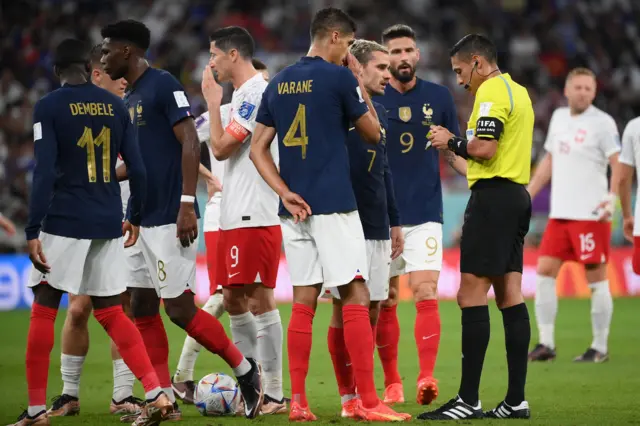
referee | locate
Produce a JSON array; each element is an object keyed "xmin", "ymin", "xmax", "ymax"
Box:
[{"xmin": 419, "ymin": 34, "xmax": 534, "ymax": 421}]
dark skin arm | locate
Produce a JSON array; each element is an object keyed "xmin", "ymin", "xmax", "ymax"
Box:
[
  {"xmin": 116, "ymin": 163, "xmax": 128, "ymax": 182},
  {"xmin": 173, "ymin": 118, "xmax": 200, "ymax": 247}
]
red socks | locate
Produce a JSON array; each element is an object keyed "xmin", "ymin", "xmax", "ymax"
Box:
[
  {"xmin": 376, "ymin": 305, "xmax": 402, "ymax": 387},
  {"xmin": 94, "ymin": 306, "xmax": 160, "ymax": 392},
  {"xmin": 288, "ymin": 303, "xmax": 314, "ymax": 407},
  {"xmin": 134, "ymin": 314, "xmax": 171, "ymax": 389},
  {"xmin": 185, "ymin": 308, "xmax": 244, "ymax": 368},
  {"xmin": 415, "ymin": 299, "xmax": 440, "ymax": 380},
  {"xmin": 327, "ymin": 326, "xmax": 355, "ymax": 396},
  {"xmin": 26, "ymin": 303, "xmax": 57, "ymax": 407},
  {"xmin": 342, "ymin": 304, "xmax": 377, "ymax": 409}
]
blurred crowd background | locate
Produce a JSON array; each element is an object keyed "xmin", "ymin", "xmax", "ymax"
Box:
[{"xmin": 1, "ymin": 0, "xmax": 639, "ymax": 253}]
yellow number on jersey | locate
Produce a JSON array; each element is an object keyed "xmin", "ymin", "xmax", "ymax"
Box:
[
  {"xmin": 77, "ymin": 126, "xmax": 111, "ymax": 182},
  {"xmin": 400, "ymin": 132, "xmax": 414, "ymax": 153},
  {"xmin": 283, "ymin": 103, "xmax": 308, "ymax": 159},
  {"xmin": 426, "ymin": 236, "xmax": 438, "ymax": 256},
  {"xmin": 367, "ymin": 149, "xmax": 377, "ymax": 172}
]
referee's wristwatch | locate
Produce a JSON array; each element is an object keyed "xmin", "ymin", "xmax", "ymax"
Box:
[{"xmin": 447, "ymin": 135, "xmax": 469, "ymax": 159}]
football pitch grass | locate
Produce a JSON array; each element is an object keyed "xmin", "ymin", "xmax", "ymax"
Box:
[{"xmin": 1, "ymin": 298, "xmax": 639, "ymax": 425}]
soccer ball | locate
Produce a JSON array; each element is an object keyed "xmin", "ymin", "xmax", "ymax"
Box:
[{"xmin": 195, "ymin": 372, "xmax": 241, "ymax": 416}]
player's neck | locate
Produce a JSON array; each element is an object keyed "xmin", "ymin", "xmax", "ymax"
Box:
[
  {"xmin": 389, "ymin": 77, "xmax": 417, "ymax": 94},
  {"xmin": 569, "ymin": 105, "xmax": 590, "ymax": 116},
  {"xmin": 126, "ymin": 58, "xmax": 150, "ymax": 86},
  {"xmin": 307, "ymin": 45, "xmax": 334, "ymax": 65},
  {"xmin": 60, "ymin": 73, "xmax": 87, "ymax": 86},
  {"xmin": 231, "ymin": 63, "xmax": 259, "ymax": 90}
]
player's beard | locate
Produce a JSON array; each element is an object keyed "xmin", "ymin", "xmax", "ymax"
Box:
[{"xmin": 391, "ymin": 63, "xmax": 415, "ymax": 83}]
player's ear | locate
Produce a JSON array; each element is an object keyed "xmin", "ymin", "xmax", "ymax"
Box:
[{"xmin": 416, "ymin": 47, "xmax": 421, "ymax": 62}]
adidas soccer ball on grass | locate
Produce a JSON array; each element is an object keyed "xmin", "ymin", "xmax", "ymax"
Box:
[{"xmin": 195, "ymin": 372, "xmax": 241, "ymax": 416}]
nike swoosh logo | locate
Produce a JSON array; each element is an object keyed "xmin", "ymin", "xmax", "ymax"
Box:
[
  {"xmin": 580, "ymin": 253, "xmax": 593, "ymax": 261},
  {"xmin": 376, "ymin": 344, "xmax": 388, "ymax": 349},
  {"xmin": 349, "ymin": 127, "xmax": 355, "ymax": 131},
  {"xmin": 423, "ymin": 334, "xmax": 438, "ymax": 340},
  {"xmin": 228, "ymin": 272, "xmax": 240, "ymax": 278},
  {"xmin": 346, "ymin": 363, "xmax": 352, "ymax": 367},
  {"xmin": 173, "ymin": 387, "xmax": 186, "ymax": 399}
]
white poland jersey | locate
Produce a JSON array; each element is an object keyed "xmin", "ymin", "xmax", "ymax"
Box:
[
  {"xmin": 219, "ymin": 73, "xmax": 279, "ymax": 231},
  {"xmin": 619, "ymin": 116, "xmax": 640, "ymax": 235},
  {"xmin": 195, "ymin": 104, "xmax": 230, "ymax": 232},
  {"xmin": 544, "ymin": 105, "xmax": 620, "ymax": 221}
]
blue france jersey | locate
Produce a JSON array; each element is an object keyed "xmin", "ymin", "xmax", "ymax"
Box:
[
  {"xmin": 347, "ymin": 101, "xmax": 400, "ymax": 240},
  {"xmin": 256, "ymin": 56, "xmax": 368, "ymax": 216},
  {"xmin": 26, "ymin": 82, "xmax": 146, "ymax": 240},
  {"xmin": 378, "ymin": 78, "xmax": 460, "ymax": 225},
  {"xmin": 125, "ymin": 68, "xmax": 199, "ymax": 226}
]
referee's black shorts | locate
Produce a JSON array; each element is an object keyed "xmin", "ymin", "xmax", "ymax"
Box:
[{"xmin": 460, "ymin": 177, "xmax": 532, "ymax": 277}]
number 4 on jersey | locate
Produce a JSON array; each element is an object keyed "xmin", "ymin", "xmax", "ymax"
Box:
[{"xmin": 283, "ymin": 103, "xmax": 308, "ymax": 159}]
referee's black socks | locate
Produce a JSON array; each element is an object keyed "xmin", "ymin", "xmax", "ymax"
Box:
[
  {"xmin": 501, "ymin": 303, "xmax": 530, "ymax": 406},
  {"xmin": 458, "ymin": 305, "xmax": 490, "ymax": 406}
]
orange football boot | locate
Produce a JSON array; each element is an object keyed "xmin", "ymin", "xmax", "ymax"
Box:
[{"xmin": 416, "ymin": 377, "xmax": 439, "ymax": 405}]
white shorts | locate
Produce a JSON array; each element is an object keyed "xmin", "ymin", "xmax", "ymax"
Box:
[
  {"xmin": 124, "ymin": 241, "xmax": 151, "ymax": 288},
  {"xmin": 28, "ymin": 232, "xmax": 126, "ymax": 297},
  {"xmin": 326, "ymin": 239, "xmax": 391, "ymax": 301},
  {"xmin": 129, "ymin": 224, "xmax": 198, "ymax": 299},
  {"xmin": 390, "ymin": 222, "xmax": 443, "ymax": 277},
  {"xmin": 281, "ymin": 211, "xmax": 368, "ymax": 288}
]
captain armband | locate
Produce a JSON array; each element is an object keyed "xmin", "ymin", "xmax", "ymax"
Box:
[
  {"xmin": 447, "ymin": 136, "xmax": 470, "ymax": 159},
  {"xmin": 474, "ymin": 116, "xmax": 504, "ymax": 140}
]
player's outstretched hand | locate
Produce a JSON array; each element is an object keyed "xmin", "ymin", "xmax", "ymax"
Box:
[
  {"xmin": 623, "ymin": 216, "xmax": 634, "ymax": 243},
  {"xmin": 177, "ymin": 202, "xmax": 199, "ymax": 247},
  {"xmin": 122, "ymin": 220, "xmax": 139, "ymax": 248},
  {"xmin": 429, "ymin": 125, "xmax": 453, "ymax": 150},
  {"xmin": 28, "ymin": 239, "xmax": 50, "ymax": 274},
  {"xmin": 345, "ymin": 52, "xmax": 363, "ymax": 79},
  {"xmin": 201, "ymin": 66, "xmax": 223, "ymax": 106},
  {"xmin": 282, "ymin": 190, "xmax": 312, "ymax": 223},
  {"xmin": 206, "ymin": 175, "xmax": 223, "ymax": 199},
  {"xmin": 390, "ymin": 226, "xmax": 404, "ymax": 260}
]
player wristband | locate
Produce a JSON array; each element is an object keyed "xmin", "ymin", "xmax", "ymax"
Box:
[
  {"xmin": 447, "ymin": 136, "xmax": 470, "ymax": 159},
  {"xmin": 180, "ymin": 195, "xmax": 195, "ymax": 203}
]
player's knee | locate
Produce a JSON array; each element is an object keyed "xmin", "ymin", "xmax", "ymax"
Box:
[
  {"xmin": 456, "ymin": 285, "xmax": 488, "ymax": 308},
  {"xmin": 223, "ymin": 291, "xmax": 248, "ymax": 316},
  {"xmin": 67, "ymin": 298, "xmax": 92, "ymax": 328},
  {"xmin": 329, "ymin": 298, "xmax": 344, "ymax": 327},
  {"xmin": 411, "ymin": 279, "xmax": 437, "ymax": 302},
  {"xmin": 382, "ymin": 283, "xmax": 399, "ymax": 307},
  {"xmin": 164, "ymin": 298, "xmax": 197, "ymax": 329},
  {"xmin": 536, "ymin": 257, "xmax": 561, "ymax": 277},
  {"xmin": 339, "ymin": 280, "xmax": 370, "ymax": 306},
  {"xmin": 32, "ymin": 284, "xmax": 64, "ymax": 309},
  {"xmin": 129, "ymin": 288, "xmax": 160, "ymax": 318}
]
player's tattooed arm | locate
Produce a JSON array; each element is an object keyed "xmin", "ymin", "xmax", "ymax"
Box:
[{"xmin": 444, "ymin": 150, "xmax": 467, "ymax": 176}]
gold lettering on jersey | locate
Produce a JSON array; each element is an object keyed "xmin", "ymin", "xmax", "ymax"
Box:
[
  {"xmin": 129, "ymin": 107, "xmax": 135, "ymax": 122},
  {"xmin": 422, "ymin": 104, "xmax": 433, "ymax": 126},
  {"xmin": 399, "ymin": 106, "xmax": 411, "ymax": 122},
  {"xmin": 69, "ymin": 102, "xmax": 115, "ymax": 117},
  {"xmin": 277, "ymin": 80, "xmax": 313, "ymax": 95}
]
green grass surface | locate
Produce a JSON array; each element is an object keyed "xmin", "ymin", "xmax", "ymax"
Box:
[{"xmin": 1, "ymin": 299, "xmax": 639, "ymax": 425}]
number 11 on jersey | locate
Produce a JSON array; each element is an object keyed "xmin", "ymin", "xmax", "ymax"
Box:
[{"xmin": 77, "ymin": 125, "xmax": 111, "ymax": 183}]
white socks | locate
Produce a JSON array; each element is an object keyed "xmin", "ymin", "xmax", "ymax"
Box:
[
  {"xmin": 27, "ymin": 406, "xmax": 46, "ymax": 417},
  {"xmin": 174, "ymin": 293, "xmax": 225, "ymax": 383},
  {"xmin": 61, "ymin": 354, "xmax": 85, "ymax": 398},
  {"xmin": 589, "ymin": 280, "xmax": 613, "ymax": 354},
  {"xmin": 162, "ymin": 387, "xmax": 176, "ymax": 403},
  {"xmin": 112, "ymin": 359, "xmax": 135, "ymax": 402},
  {"xmin": 230, "ymin": 311, "xmax": 258, "ymax": 359},
  {"xmin": 256, "ymin": 309, "xmax": 284, "ymax": 400},
  {"xmin": 144, "ymin": 387, "xmax": 163, "ymax": 402},
  {"xmin": 534, "ymin": 275, "xmax": 558, "ymax": 349},
  {"xmin": 232, "ymin": 358, "xmax": 252, "ymax": 377}
]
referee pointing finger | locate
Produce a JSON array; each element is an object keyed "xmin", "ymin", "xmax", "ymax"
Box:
[{"xmin": 420, "ymin": 34, "xmax": 534, "ymax": 421}]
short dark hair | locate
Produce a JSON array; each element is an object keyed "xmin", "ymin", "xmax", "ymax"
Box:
[
  {"xmin": 310, "ymin": 7, "xmax": 356, "ymax": 40},
  {"xmin": 101, "ymin": 19, "xmax": 151, "ymax": 51},
  {"xmin": 252, "ymin": 58, "xmax": 267, "ymax": 71},
  {"xmin": 89, "ymin": 43, "xmax": 103, "ymax": 69},
  {"xmin": 381, "ymin": 24, "xmax": 416, "ymax": 44},
  {"xmin": 449, "ymin": 34, "xmax": 497, "ymax": 64},
  {"xmin": 209, "ymin": 26, "xmax": 254, "ymax": 59},
  {"xmin": 53, "ymin": 38, "xmax": 89, "ymax": 69}
]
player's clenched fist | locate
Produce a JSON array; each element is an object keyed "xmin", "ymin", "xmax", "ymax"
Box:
[
  {"xmin": 201, "ymin": 66, "xmax": 223, "ymax": 106},
  {"xmin": 282, "ymin": 190, "xmax": 312, "ymax": 223},
  {"xmin": 177, "ymin": 203, "xmax": 198, "ymax": 247}
]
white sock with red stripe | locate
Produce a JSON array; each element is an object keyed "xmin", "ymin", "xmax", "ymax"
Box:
[
  {"xmin": 230, "ymin": 311, "xmax": 258, "ymax": 359},
  {"xmin": 589, "ymin": 280, "xmax": 613, "ymax": 354},
  {"xmin": 534, "ymin": 275, "xmax": 557, "ymax": 349}
]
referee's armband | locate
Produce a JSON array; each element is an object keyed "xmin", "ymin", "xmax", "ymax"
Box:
[{"xmin": 475, "ymin": 117, "xmax": 504, "ymax": 140}]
